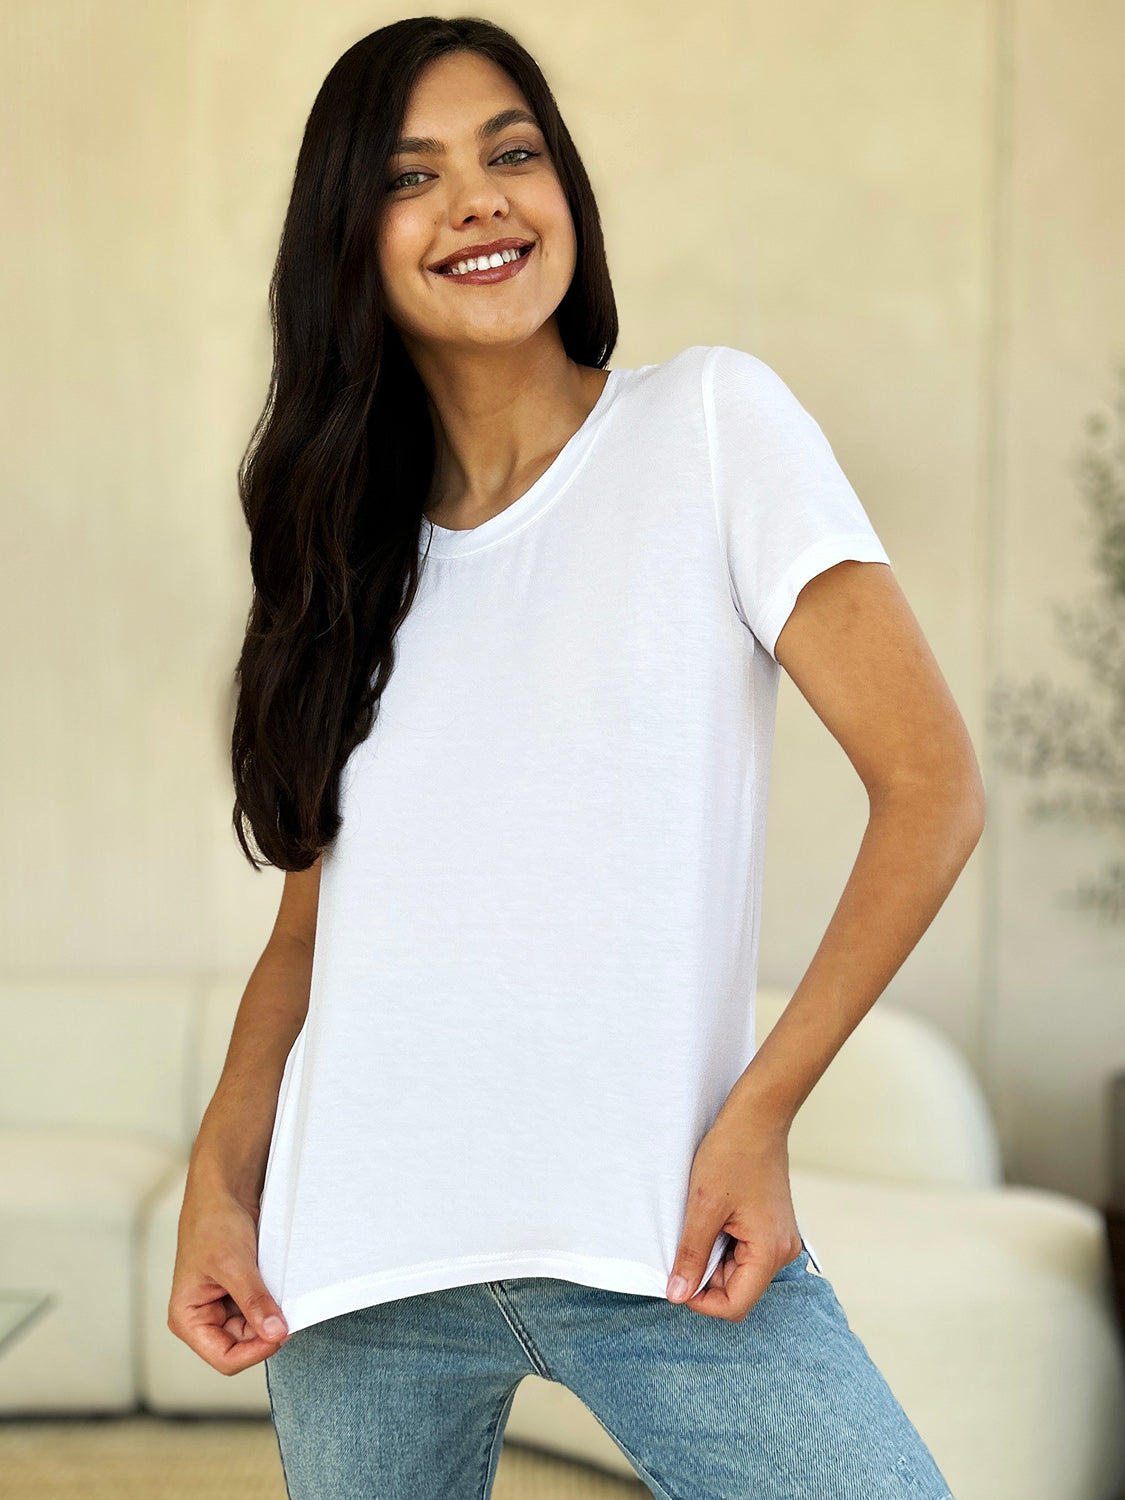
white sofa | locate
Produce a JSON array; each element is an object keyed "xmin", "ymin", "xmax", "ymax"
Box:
[{"xmin": 0, "ymin": 976, "xmax": 1122, "ymax": 1500}]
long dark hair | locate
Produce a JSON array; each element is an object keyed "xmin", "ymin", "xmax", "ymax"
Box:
[{"xmin": 230, "ymin": 15, "xmax": 618, "ymax": 872}]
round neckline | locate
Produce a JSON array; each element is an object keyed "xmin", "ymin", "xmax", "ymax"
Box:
[{"xmin": 420, "ymin": 368, "xmax": 626, "ymax": 557}]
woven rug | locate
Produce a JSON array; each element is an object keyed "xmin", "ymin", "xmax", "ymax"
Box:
[{"xmin": 0, "ymin": 1415, "xmax": 647, "ymax": 1499}]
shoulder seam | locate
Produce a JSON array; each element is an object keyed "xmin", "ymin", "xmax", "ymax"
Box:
[{"xmin": 701, "ymin": 345, "xmax": 724, "ymax": 590}]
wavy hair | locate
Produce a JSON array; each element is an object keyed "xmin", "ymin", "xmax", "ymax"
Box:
[{"xmin": 231, "ymin": 15, "xmax": 619, "ymax": 871}]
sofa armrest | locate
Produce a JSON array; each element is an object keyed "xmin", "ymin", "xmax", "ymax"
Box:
[{"xmin": 756, "ymin": 988, "xmax": 1003, "ymax": 1188}]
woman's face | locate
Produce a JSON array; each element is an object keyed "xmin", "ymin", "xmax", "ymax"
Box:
[{"xmin": 377, "ymin": 51, "xmax": 577, "ymax": 359}]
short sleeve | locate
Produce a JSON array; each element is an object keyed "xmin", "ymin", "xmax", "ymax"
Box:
[{"xmin": 702, "ymin": 344, "xmax": 892, "ymax": 662}]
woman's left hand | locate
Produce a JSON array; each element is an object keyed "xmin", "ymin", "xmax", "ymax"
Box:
[{"xmin": 665, "ymin": 1104, "xmax": 803, "ymax": 1321}]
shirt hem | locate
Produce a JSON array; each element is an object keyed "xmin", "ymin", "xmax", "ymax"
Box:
[{"xmin": 277, "ymin": 1251, "xmax": 678, "ymax": 1335}]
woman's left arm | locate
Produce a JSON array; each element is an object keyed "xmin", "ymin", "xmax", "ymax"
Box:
[{"xmin": 668, "ymin": 558, "xmax": 987, "ymax": 1321}]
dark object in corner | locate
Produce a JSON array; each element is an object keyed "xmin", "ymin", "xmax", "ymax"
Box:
[{"xmin": 1104, "ymin": 1071, "xmax": 1125, "ymax": 1340}]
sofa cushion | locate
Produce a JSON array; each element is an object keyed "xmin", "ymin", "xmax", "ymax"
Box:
[
  {"xmin": 0, "ymin": 979, "xmax": 197, "ymax": 1153},
  {"xmin": 0, "ymin": 1126, "xmax": 179, "ymax": 1220},
  {"xmin": 790, "ymin": 1166, "xmax": 1125, "ymax": 1500},
  {"xmin": 0, "ymin": 1126, "xmax": 182, "ymax": 1412}
]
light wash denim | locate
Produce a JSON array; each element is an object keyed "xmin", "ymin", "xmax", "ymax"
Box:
[{"xmin": 264, "ymin": 1239, "xmax": 956, "ymax": 1499}]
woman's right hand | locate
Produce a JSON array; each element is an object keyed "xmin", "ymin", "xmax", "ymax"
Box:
[{"xmin": 167, "ymin": 1181, "xmax": 290, "ymax": 1375}]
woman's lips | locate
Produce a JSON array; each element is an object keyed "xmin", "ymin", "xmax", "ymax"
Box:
[{"xmin": 431, "ymin": 243, "xmax": 535, "ymax": 285}]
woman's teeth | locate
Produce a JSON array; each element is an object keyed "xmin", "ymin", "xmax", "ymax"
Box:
[{"xmin": 443, "ymin": 246, "xmax": 530, "ymax": 276}]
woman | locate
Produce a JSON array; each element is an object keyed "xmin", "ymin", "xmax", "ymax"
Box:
[{"xmin": 169, "ymin": 16, "xmax": 981, "ymax": 1499}]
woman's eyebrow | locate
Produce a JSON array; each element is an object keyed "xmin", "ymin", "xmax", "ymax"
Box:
[{"xmin": 390, "ymin": 108, "xmax": 541, "ymax": 158}]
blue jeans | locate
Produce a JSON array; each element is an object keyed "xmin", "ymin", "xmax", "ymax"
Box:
[{"xmin": 264, "ymin": 1240, "xmax": 956, "ymax": 1499}]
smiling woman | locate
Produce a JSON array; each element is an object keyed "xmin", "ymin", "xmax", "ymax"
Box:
[
  {"xmin": 370, "ymin": 48, "xmax": 617, "ymax": 532},
  {"xmin": 375, "ymin": 52, "xmax": 591, "ymax": 386},
  {"xmin": 167, "ymin": 15, "xmax": 971, "ymax": 1500}
]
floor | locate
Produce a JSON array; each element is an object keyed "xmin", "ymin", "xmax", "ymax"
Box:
[{"xmin": 0, "ymin": 1413, "xmax": 648, "ymax": 1499}]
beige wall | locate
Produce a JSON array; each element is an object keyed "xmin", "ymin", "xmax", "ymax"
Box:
[{"xmin": 3, "ymin": 1, "xmax": 1123, "ymax": 1205}]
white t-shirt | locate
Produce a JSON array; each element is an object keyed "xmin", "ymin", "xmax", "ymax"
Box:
[{"xmin": 256, "ymin": 343, "xmax": 892, "ymax": 1335}]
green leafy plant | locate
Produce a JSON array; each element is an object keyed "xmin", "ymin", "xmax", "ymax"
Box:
[{"xmin": 986, "ymin": 360, "xmax": 1125, "ymax": 923}]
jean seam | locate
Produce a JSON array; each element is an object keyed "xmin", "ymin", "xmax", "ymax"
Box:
[{"xmin": 484, "ymin": 1281, "xmax": 553, "ymax": 1379}]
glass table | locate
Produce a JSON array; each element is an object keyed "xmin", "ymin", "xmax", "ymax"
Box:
[{"xmin": 0, "ymin": 1292, "xmax": 53, "ymax": 1356}]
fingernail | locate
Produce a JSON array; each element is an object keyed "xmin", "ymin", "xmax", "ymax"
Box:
[
  {"xmin": 263, "ymin": 1316, "xmax": 286, "ymax": 1338},
  {"xmin": 667, "ymin": 1274, "xmax": 690, "ymax": 1302}
]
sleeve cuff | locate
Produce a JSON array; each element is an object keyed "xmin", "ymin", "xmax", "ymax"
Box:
[{"xmin": 752, "ymin": 533, "xmax": 893, "ymax": 663}]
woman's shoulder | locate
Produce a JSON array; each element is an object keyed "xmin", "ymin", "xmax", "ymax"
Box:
[
  {"xmin": 617, "ymin": 344, "xmax": 792, "ymax": 427},
  {"xmin": 633, "ymin": 342, "xmax": 781, "ymax": 394}
]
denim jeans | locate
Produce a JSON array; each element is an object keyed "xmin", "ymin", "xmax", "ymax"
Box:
[{"xmin": 264, "ymin": 1239, "xmax": 956, "ymax": 1500}]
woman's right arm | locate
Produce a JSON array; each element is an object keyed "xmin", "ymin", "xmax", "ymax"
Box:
[{"xmin": 167, "ymin": 857, "xmax": 321, "ymax": 1374}]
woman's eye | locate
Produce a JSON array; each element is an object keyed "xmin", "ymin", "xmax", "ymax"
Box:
[
  {"xmin": 493, "ymin": 148, "xmax": 540, "ymax": 166},
  {"xmin": 387, "ymin": 148, "xmax": 540, "ymax": 193}
]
